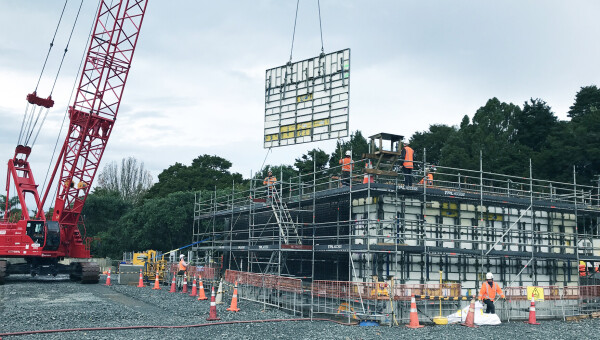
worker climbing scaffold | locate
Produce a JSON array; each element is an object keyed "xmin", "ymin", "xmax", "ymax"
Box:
[{"xmin": 263, "ymin": 170, "xmax": 277, "ymax": 203}]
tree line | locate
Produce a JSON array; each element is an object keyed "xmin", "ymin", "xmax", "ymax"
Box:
[{"xmin": 6, "ymin": 85, "xmax": 597, "ymax": 259}]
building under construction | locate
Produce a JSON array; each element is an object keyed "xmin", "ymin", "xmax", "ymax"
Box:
[{"xmin": 193, "ymin": 133, "xmax": 600, "ymax": 294}]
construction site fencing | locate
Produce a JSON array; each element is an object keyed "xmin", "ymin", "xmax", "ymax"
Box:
[
  {"xmin": 219, "ymin": 270, "xmax": 600, "ymax": 324},
  {"xmin": 223, "ymin": 269, "xmax": 304, "ymax": 315},
  {"xmin": 166, "ymin": 264, "xmax": 218, "ymax": 290}
]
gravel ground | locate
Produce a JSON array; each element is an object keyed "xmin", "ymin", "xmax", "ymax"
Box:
[{"xmin": 0, "ymin": 275, "xmax": 597, "ymax": 339}]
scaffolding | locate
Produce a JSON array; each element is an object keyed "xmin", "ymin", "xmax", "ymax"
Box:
[{"xmin": 191, "ymin": 135, "xmax": 600, "ymax": 322}]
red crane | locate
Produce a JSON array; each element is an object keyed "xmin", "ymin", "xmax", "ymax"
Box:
[{"xmin": 0, "ymin": 0, "xmax": 148, "ymax": 283}]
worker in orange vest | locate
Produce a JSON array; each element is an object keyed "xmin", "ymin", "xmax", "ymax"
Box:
[
  {"xmin": 478, "ymin": 272, "xmax": 505, "ymax": 314},
  {"xmin": 579, "ymin": 261, "xmax": 587, "ymax": 277},
  {"xmin": 400, "ymin": 142, "xmax": 414, "ymax": 186},
  {"xmin": 177, "ymin": 254, "xmax": 188, "ymax": 290},
  {"xmin": 263, "ymin": 170, "xmax": 277, "ymax": 201},
  {"xmin": 339, "ymin": 150, "xmax": 354, "ymax": 186},
  {"xmin": 418, "ymin": 165, "xmax": 436, "ymax": 186}
]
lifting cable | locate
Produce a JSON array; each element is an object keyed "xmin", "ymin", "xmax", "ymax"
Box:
[
  {"xmin": 317, "ymin": 0, "xmax": 324, "ymax": 54},
  {"xmin": 40, "ymin": 0, "xmax": 100, "ymax": 210},
  {"xmin": 26, "ymin": 0, "xmax": 85, "ymax": 148},
  {"xmin": 288, "ymin": 0, "xmax": 300, "ymax": 63},
  {"xmin": 288, "ymin": 0, "xmax": 326, "ymax": 64},
  {"xmin": 17, "ymin": 0, "xmax": 68, "ymax": 146}
]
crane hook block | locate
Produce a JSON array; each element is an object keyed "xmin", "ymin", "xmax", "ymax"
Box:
[{"xmin": 26, "ymin": 91, "xmax": 55, "ymax": 108}]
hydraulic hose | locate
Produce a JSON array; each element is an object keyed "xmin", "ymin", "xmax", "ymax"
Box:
[{"xmin": 0, "ymin": 318, "xmax": 355, "ymax": 337}]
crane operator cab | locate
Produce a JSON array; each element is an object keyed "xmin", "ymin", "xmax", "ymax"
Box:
[{"xmin": 25, "ymin": 220, "xmax": 60, "ymax": 251}]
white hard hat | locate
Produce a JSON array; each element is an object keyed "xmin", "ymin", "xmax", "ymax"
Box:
[
  {"xmin": 486, "ymin": 272, "xmax": 493, "ymax": 280},
  {"xmin": 345, "ymin": 150, "xmax": 351, "ymax": 156},
  {"xmin": 180, "ymin": 254, "xmax": 185, "ymax": 258}
]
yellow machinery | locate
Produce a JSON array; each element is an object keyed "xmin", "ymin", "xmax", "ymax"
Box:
[{"xmin": 133, "ymin": 250, "xmax": 168, "ymax": 282}]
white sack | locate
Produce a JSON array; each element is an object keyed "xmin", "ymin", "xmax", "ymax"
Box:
[{"xmin": 446, "ymin": 301, "xmax": 501, "ymax": 326}]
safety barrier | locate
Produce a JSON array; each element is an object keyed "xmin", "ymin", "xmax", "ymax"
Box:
[
  {"xmin": 223, "ymin": 270, "xmax": 303, "ymax": 315},
  {"xmin": 225, "ymin": 271, "xmax": 600, "ymax": 323},
  {"xmin": 128, "ymin": 266, "xmax": 600, "ymax": 325}
]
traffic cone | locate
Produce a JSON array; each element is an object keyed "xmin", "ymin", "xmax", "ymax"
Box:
[
  {"xmin": 197, "ymin": 275, "xmax": 207, "ymax": 300},
  {"xmin": 206, "ymin": 287, "xmax": 221, "ymax": 321},
  {"xmin": 461, "ymin": 298, "xmax": 478, "ymax": 328},
  {"xmin": 525, "ymin": 294, "xmax": 541, "ymax": 325},
  {"xmin": 189, "ymin": 276, "xmax": 198, "ymax": 297},
  {"xmin": 406, "ymin": 295, "xmax": 424, "ymax": 328},
  {"xmin": 152, "ymin": 270, "xmax": 161, "ymax": 290},
  {"xmin": 181, "ymin": 272, "xmax": 188, "ymax": 294},
  {"xmin": 169, "ymin": 275, "xmax": 177, "ymax": 293},
  {"xmin": 137, "ymin": 269, "xmax": 144, "ymax": 288},
  {"xmin": 104, "ymin": 269, "xmax": 111, "ymax": 286},
  {"xmin": 227, "ymin": 281, "xmax": 240, "ymax": 312},
  {"xmin": 215, "ymin": 279, "xmax": 223, "ymax": 304}
]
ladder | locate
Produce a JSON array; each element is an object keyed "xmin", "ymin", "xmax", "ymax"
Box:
[{"xmin": 269, "ymin": 188, "xmax": 302, "ymax": 245}]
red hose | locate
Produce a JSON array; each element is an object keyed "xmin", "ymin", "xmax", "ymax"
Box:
[{"xmin": 0, "ymin": 318, "xmax": 355, "ymax": 337}]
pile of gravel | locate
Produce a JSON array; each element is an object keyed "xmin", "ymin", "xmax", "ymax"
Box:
[{"xmin": 0, "ymin": 275, "xmax": 597, "ymax": 339}]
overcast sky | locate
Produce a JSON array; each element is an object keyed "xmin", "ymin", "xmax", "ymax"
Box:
[{"xmin": 1, "ymin": 1, "xmax": 599, "ymax": 210}]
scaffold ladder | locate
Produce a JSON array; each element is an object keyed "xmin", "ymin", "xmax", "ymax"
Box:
[{"xmin": 270, "ymin": 188, "xmax": 302, "ymax": 245}]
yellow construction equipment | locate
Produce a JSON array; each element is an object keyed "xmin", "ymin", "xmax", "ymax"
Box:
[{"xmin": 133, "ymin": 250, "xmax": 168, "ymax": 282}]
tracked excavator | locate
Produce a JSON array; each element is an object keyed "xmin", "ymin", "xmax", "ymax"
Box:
[{"xmin": 0, "ymin": 0, "xmax": 148, "ymax": 284}]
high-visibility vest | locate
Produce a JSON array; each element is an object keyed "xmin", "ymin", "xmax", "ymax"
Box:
[
  {"xmin": 580, "ymin": 264, "xmax": 587, "ymax": 277},
  {"xmin": 263, "ymin": 176, "xmax": 277, "ymax": 187},
  {"xmin": 403, "ymin": 146, "xmax": 414, "ymax": 169},
  {"xmin": 339, "ymin": 157, "xmax": 353, "ymax": 172},
  {"xmin": 419, "ymin": 173, "xmax": 433, "ymax": 185},
  {"xmin": 178, "ymin": 259, "xmax": 187, "ymax": 271},
  {"xmin": 478, "ymin": 281, "xmax": 505, "ymax": 301}
]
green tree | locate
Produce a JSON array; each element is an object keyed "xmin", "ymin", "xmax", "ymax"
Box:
[
  {"xmin": 0, "ymin": 195, "xmax": 22, "ymax": 222},
  {"xmin": 441, "ymin": 98, "xmax": 529, "ymax": 175},
  {"xmin": 514, "ymin": 99, "xmax": 557, "ymax": 152},
  {"xmin": 255, "ymin": 164, "xmax": 298, "ymax": 184},
  {"xmin": 81, "ymin": 188, "xmax": 132, "ymax": 246},
  {"xmin": 568, "ymin": 85, "xmax": 600, "ymax": 119},
  {"xmin": 533, "ymin": 121, "xmax": 575, "ymax": 183},
  {"xmin": 146, "ymin": 155, "xmax": 245, "ymax": 198},
  {"xmin": 294, "ymin": 148, "xmax": 329, "ymax": 174},
  {"xmin": 329, "ymin": 130, "xmax": 369, "ymax": 168},
  {"xmin": 571, "ymin": 107, "xmax": 600, "ymax": 184},
  {"xmin": 409, "ymin": 124, "xmax": 457, "ymax": 165}
]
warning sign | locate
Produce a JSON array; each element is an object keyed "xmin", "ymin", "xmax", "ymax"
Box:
[{"xmin": 526, "ymin": 286, "xmax": 545, "ymax": 301}]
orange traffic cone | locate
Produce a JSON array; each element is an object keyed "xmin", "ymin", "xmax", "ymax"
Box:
[
  {"xmin": 406, "ymin": 295, "xmax": 424, "ymax": 328},
  {"xmin": 227, "ymin": 281, "xmax": 240, "ymax": 312},
  {"xmin": 137, "ymin": 269, "xmax": 144, "ymax": 288},
  {"xmin": 169, "ymin": 275, "xmax": 177, "ymax": 293},
  {"xmin": 104, "ymin": 269, "xmax": 111, "ymax": 286},
  {"xmin": 152, "ymin": 270, "xmax": 161, "ymax": 290},
  {"xmin": 206, "ymin": 286, "xmax": 221, "ymax": 321},
  {"xmin": 189, "ymin": 276, "xmax": 198, "ymax": 297},
  {"xmin": 525, "ymin": 294, "xmax": 540, "ymax": 325},
  {"xmin": 181, "ymin": 272, "xmax": 188, "ymax": 294},
  {"xmin": 461, "ymin": 298, "xmax": 478, "ymax": 328},
  {"xmin": 197, "ymin": 275, "xmax": 207, "ymax": 300}
]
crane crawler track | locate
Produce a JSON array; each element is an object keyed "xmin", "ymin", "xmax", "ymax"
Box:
[
  {"xmin": 69, "ymin": 261, "xmax": 99, "ymax": 284},
  {"xmin": 0, "ymin": 260, "xmax": 6, "ymax": 284}
]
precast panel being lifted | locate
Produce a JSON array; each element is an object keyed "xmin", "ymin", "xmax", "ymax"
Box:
[{"xmin": 264, "ymin": 49, "xmax": 350, "ymax": 148}]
